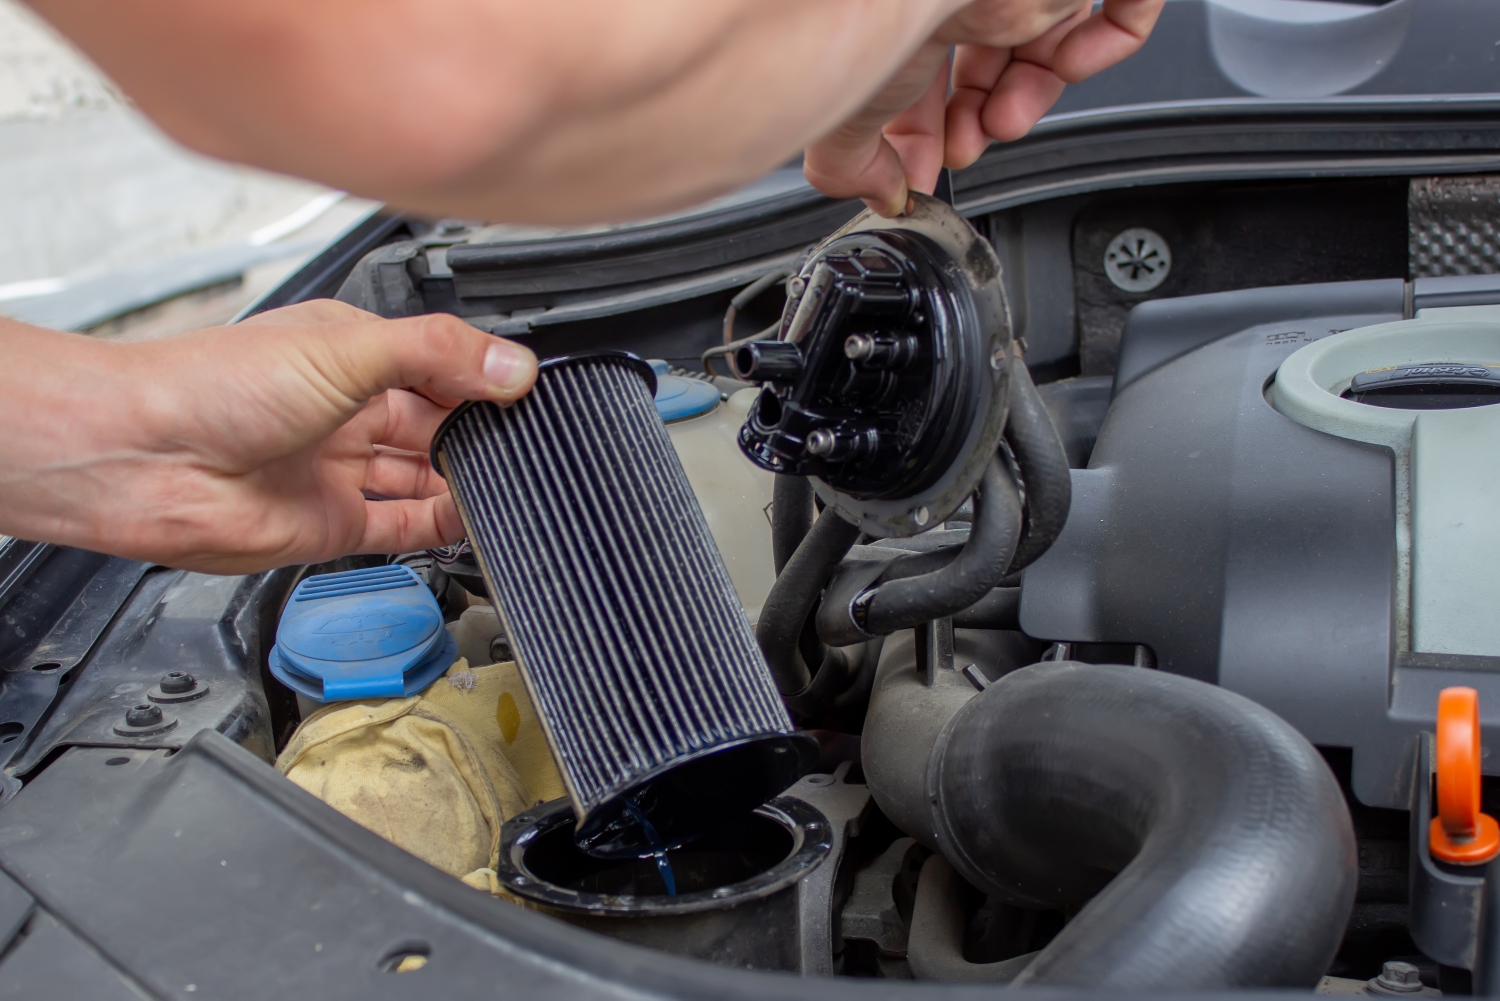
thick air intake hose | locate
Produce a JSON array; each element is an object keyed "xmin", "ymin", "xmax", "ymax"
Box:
[{"xmin": 868, "ymin": 658, "xmax": 1356, "ymax": 989}]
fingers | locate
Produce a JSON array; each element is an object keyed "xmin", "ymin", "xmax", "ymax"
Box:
[
  {"xmin": 944, "ymin": 7, "xmax": 1090, "ymax": 167},
  {"xmin": 946, "ymin": 46, "xmax": 1011, "ymax": 168},
  {"xmin": 980, "ymin": 60, "xmax": 1069, "ymax": 144},
  {"xmin": 803, "ymin": 41, "xmax": 949, "ymax": 216},
  {"xmin": 310, "ymin": 310, "xmax": 537, "ymax": 409},
  {"xmin": 804, "ymin": 129, "xmax": 911, "ymax": 218},
  {"xmin": 377, "ymin": 387, "xmax": 454, "ymax": 454},
  {"xmin": 1052, "ymin": 0, "xmax": 1165, "ymax": 83},
  {"xmin": 936, "ymin": 0, "xmax": 1092, "ymax": 49},
  {"xmin": 364, "ymin": 450, "xmax": 450, "ymax": 501},
  {"xmin": 357, "ymin": 493, "xmax": 466, "ymax": 555},
  {"xmin": 882, "ymin": 53, "xmax": 952, "ymax": 198}
]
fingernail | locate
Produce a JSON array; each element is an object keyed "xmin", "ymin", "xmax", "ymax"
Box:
[{"xmin": 484, "ymin": 341, "xmax": 536, "ymax": 397}]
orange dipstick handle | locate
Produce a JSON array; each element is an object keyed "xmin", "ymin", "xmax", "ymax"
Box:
[{"xmin": 1430, "ymin": 686, "xmax": 1500, "ymax": 865}]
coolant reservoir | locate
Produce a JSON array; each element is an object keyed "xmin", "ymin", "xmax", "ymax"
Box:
[{"xmin": 654, "ymin": 368, "xmax": 775, "ymax": 625}]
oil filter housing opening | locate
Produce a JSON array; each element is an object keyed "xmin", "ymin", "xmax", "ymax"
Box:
[{"xmin": 500, "ymin": 795, "xmax": 833, "ymax": 916}]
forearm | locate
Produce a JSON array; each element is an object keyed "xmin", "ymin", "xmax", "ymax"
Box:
[
  {"xmin": 0, "ymin": 319, "xmax": 139, "ymax": 550},
  {"xmin": 26, "ymin": 0, "xmax": 961, "ymax": 224},
  {"xmin": 0, "ymin": 304, "xmax": 535, "ymax": 572}
]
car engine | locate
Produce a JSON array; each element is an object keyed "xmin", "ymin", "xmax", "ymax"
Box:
[{"xmin": 7, "ymin": 23, "xmax": 1500, "ymax": 991}]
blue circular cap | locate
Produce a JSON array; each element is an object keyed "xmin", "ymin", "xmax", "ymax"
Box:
[{"xmin": 654, "ymin": 374, "xmax": 720, "ymax": 422}]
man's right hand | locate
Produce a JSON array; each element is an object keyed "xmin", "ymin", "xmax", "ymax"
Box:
[{"xmin": 804, "ymin": 0, "xmax": 1167, "ymax": 216}]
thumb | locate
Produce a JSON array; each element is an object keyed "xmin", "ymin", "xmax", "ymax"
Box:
[
  {"xmin": 804, "ymin": 130, "xmax": 910, "ymax": 218},
  {"xmin": 308, "ymin": 311, "xmax": 538, "ymax": 408}
]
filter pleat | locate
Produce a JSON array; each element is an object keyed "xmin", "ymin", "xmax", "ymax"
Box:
[
  {"xmin": 521, "ymin": 375, "xmax": 678, "ymax": 762},
  {"xmin": 437, "ymin": 354, "xmax": 796, "ymax": 840},
  {"xmin": 454, "ymin": 414, "xmax": 634, "ymax": 788},
  {"xmin": 565, "ymin": 365, "xmax": 728, "ymax": 741}
]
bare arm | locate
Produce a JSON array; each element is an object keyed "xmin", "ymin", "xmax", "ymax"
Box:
[
  {"xmin": 0, "ymin": 304, "xmax": 536, "ymax": 573},
  {"xmin": 25, "ymin": 0, "xmax": 966, "ymax": 224}
]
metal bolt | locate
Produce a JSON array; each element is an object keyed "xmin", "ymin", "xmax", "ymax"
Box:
[
  {"xmin": 1373, "ymin": 961, "xmax": 1424, "ymax": 994},
  {"xmin": 912, "ymin": 506, "xmax": 931, "ymax": 527},
  {"xmin": 990, "ymin": 346, "xmax": 1006, "ymax": 370},
  {"xmin": 806, "ymin": 429, "xmax": 837, "ymax": 457},
  {"xmin": 159, "ymin": 671, "xmax": 196, "ymax": 695},
  {"xmin": 787, "ymin": 276, "xmax": 806, "ymax": 297},
  {"xmin": 125, "ymin": 704, "xmax": 163, "ymax": 728},
  {"xmin": 844, "ymin": 333, "xmax": 876, "ymax": 361}
]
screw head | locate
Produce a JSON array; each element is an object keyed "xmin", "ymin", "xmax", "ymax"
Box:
[
  {"xmin": 912, "ymin": 506, "xmax": 931, "ymax": 527},
  {"xmin": 843, "ymin": 334, "xmax": 875, "ymax": 361},
  {"xmin": 125, "ymin": 703, "xmax": 163, "ymax": 728},
  {"xmin": 806, "ymin": 429, "xmax": 837, "ymax": 457},
  {"xmin": 159, "ymin": 671, "xmax": 196, "ymax": 695},
  {"xmin": 1375, "ymin": 961, "xmax": 1424, "ymax": 993}
]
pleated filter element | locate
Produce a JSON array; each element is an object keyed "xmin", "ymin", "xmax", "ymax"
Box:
[{"xmin": 433, "ymin": 352, "xmax": 814, "ymax": 858}]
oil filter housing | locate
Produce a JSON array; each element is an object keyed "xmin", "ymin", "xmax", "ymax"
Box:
[
  {"xmin": 736, "ymin": 194, "xmax": 1013, "ymax": 536},
  {"xmin": 433, "ymin": 352, "xmax": 815, "ymax": 858}
]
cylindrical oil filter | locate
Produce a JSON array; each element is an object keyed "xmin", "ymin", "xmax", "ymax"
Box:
[{"xmin": 433, "ymin": 352, "xmax": 815, "ymax": 858}]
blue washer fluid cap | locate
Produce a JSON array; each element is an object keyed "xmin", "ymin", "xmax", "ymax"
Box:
[
  {"xmin": 645, "ymin": 360, "xmax": 720, "ymax": 423},
  {"xmin": 268, "ymin": 565, "xmax": 457, "ymax": 702}
]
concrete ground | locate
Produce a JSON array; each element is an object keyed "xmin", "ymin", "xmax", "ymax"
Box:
[{"xmin": 0, "ymin": 0, "xmax": 375, "ymax": 336}]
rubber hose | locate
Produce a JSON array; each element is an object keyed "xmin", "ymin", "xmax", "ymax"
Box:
[
  {"xmin": 1004, "ymin": 358, "xmax": 1072, "ymax": 574},
  {"xmin": 950, "ymin": 587, "xmax": 1020, "ymax": 630},
  {"xmin": 862, "ymin": 458, "xmax": 1022, "ymax": 636},
  {"xmin": 771, "ymin": 475, "xmax": 815, "ymax": 576},
  {"xmin": 756, "ymin": 507, "xmax": 860, "ymax": 694},
  {"xmin": 929, "ymin": 661, "xmax": 1357, "ymax": 989},
  {"xmin": 907, "ymin": 854, "xmax": 1038, "ymax": 983}
]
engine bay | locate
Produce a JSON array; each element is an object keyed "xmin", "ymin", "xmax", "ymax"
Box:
[{"xmin": 7, "ymin": 110, "xmax": 1500, "ymax": 996}]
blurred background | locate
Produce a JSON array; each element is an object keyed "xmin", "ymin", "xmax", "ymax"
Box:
[{"xmin": 0, "ymin": 0, "xmax": 374, "ymax": 339}]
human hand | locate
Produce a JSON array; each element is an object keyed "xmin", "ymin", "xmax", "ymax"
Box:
[
  {"xmin": 803, "ymin": 0, "xmax": 1165, "ymax": 216},
  {"xmin": 0, "ymin": 301, "xmax": 536, "ymax": 574}
]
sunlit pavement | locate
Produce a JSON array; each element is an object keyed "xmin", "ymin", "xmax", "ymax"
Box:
[{"xmin": 0, "ymin": 0, "xmax": 374, "ymax": 335}]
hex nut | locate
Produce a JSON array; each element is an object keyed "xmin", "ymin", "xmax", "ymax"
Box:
[
  {"xmin": 159, "ymin": 672, "xmax": 197, "ymax": 695},
  {"xmin": 125, "ymin": 704, "xmax": 162, "ymax": 728}
]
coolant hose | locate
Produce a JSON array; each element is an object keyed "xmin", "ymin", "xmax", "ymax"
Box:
[
  {"xmin": 860, "ymin": 457, "xmax": 1022, "ymax": 636},
  {"xmin": 771, "ymin": 474, "xmax": 815, "ymax": 576},
  {"xmin": 950, "ymin": 587, "xmax": 1020, "ymax": 630},
  {"xmin": 1004, "ymin": 357, "xmax": 1071, "ymax": 574},
  {"xmin": 866, "ymin": 658, "xmax": 1356, "ymax": 989},
  {"xmin": 756, "ymin": 506, "xmax": 860, "ymax": 694}
]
